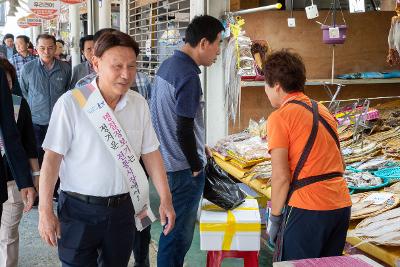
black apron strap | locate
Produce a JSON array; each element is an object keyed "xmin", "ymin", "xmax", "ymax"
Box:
[
  {"xmin": 291, "ymin": 100, "xmax": 320, "ymax": 182},
  {"xmin": 288, "ymin": 99, "xmax": 340, "ymax": 149},
  {"xmin": 288, "ymin": 171, "xmax": 343, "ymax": 199},
  {"xmin": 286, "ymin": 99, "xmax": 344, "ymax": 202}
]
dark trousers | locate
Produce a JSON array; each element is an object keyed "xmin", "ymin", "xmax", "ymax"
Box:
[
  {"xmin": 32, "ymin": 124, "xmax": 48, "ymax": 166},
  {"xmin": 133, "ymin": 160, "xmax": 151, "ymax": 267},
  {"xmin": 33, "ymin": 124, "xmax": 60, "ymax": 199},
  {"xmin": 282, "ymin": 206, "xmax": 351, "ymax": 261},
  {"xmin": 57, "ymin": 191, "xmax": 136, "ymax": 267},
  {"xmin": 133, "ymin": 225, "xmax": 151, "ymax": 267}
]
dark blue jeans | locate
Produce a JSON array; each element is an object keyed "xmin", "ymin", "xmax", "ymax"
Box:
[
  {"xmin": 157, "ymin": 168, "xmax": 205, "ymax": 267},
  {"xmin": 57, "ymin": 191, "xmax": 136, "ymax": 267}
]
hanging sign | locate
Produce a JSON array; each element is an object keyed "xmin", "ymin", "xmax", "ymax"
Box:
[
  {"xmin": 60, "ymin": 0, "xmax": 84, "ymax": 4},
  {"xmin": 28, "ymin": 0, "xmax": 60, "ymax": 18},
  {"xmin": 26, "ymin": 14, "xmax": 43, "ymax": 26},
  {"xmin": 37, "ymin": 13, "xmax": 58, "ymax": 20},
  {"xmin": 17, "ymin": 17, "xmax": 30, "ymax": 28}
]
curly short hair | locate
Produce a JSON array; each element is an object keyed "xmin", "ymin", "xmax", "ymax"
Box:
[{"xmin": 264, "ymin": 49, "xmax": 306, "ymax": 93}]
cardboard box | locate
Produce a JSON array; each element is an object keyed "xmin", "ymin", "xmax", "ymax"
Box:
[
  {"xmin": 200, "ymin": 199, "xmax": 261, "ymax": 251},
  {"xmin": 230, "ymin": 0, "xmax": 259, "ymax": 11}
]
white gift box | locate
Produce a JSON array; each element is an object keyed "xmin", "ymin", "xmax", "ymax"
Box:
[{"xmin": 199, "ymin": 198, "xmax": 261, "ymax": 251}]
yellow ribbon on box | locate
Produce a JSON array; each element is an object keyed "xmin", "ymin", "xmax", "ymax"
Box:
[{"xmin": 200, "ymin": 203, "xmax": 261, "ymax": 250}]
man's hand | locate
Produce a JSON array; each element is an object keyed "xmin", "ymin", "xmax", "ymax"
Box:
[
  {"xmin": 20, "ymin": 187, "xmax": 36, "ymax": 212},
  {"xmin": 38, "ymin": 210, "xmax": 60, "ymax": 247},
  {"xmin": 159, "ymin": 199, "xmax": 176, "ymax": 236},
  {"xmin": 205, "ymin": 145, "xmax": 213, "ymax": 158},
  {"xmin": 192, "ymin": 171, "xmax": 200, "ymax": 177}
]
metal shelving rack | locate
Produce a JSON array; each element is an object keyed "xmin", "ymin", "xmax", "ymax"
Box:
[{"xmin": 128, "ymin": 0, "xmax": 190, "ymax": 78}]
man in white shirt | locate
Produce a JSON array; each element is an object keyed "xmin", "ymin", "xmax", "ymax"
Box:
[{"xmin": 38, "ymin": 30, "xmax": 175, "ymax": 266}]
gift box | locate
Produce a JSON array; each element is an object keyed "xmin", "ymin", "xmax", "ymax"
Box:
[{"xmin": 200, "ymin": 198, "xmax": 261, "ymax": 251}]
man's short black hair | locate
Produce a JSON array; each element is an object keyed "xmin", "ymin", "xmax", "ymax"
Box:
[
  {"xmin": 185, "ymin": 15, "xmax": 224, "ymax": 47},
  {"xmin": 94, "ymin": 28, "xmax": 116, "ymax": 43},
  {"xmin": 3, "ymin": 33, "xmax": 14, "ymax": 44},
  {"xmin": 36, "ymin": 34, "xmax": 56, "ymax": 45},
  {"xmin": 16, "ymin": 35, "xmax": 30, "ymax": 44},
  {"xmin": 79, "ymin": 35, "xmax": 94, "ymax": 51},
  {"xmin": 56, "ymin": 39, "xmax": 65, "ymax": 46}
]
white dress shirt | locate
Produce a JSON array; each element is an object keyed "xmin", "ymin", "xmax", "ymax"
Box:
[{"xmin": 42, "ymin": 79, "xmax": 160, "ymax": 196}]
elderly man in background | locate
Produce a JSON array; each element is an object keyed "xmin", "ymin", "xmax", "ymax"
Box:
[{"xmin": 20, "ymin": 34, "xmax": 71, "ymax": 167}]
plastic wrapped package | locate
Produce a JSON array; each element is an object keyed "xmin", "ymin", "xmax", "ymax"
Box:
[
  {"xmin": 251, "ymin": 41, "xmax": 270, "ymax": 75},
  {"xmin": 248, "ymin": 118, "xmax": 267, "ymax": 139},
  {"xmin": 238, "ymin": 35, "xmax": 256, "ymax": 77},
  {"xmin": 228, "ymin": 136, "xmax": 268, "ymax": 161},
  {"xmin": 204, "ymin": 158, "xmax": 246, "ymax": 210},
  {"xmin": 213, "ymin": 132, "xmax": 252, "ymax": 157},
  {"xmin": 387, "ymin": 16, "xmax": 400, "ymax": 66}
]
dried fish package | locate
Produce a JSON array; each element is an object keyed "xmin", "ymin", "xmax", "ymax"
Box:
[
  {"xmin": 349, "ymin": 207, "xmax": 400, "ymax": 246},
  {"xmin": 238, "ymin": 36, "xmax": 255, "ymax": 76},
  {"xmin": 345, "ymin": 171, "xmax": 383, "ymax": 188},
  {"xmin": 387, "ymin": 16, "xmax": 400, "ymax": 66},
  {"xmin": 354, "ymin": 157, "xmax": 391, "ymax": 171},
  {"xmin": 213, "ymin": 132, "xmax": 252, "ymax": 157},
  {"xmin": 228, "ymin": 136, "xmax": 268, "ymax": 161},
  {"xmin": 350, "ymin": 192, "xmax": 400, "ymax": 220}
]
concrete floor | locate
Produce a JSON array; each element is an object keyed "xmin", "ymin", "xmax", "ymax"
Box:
[{"xmin": 17, "ymin": 181, "xmax": 271, "ymax": 266}]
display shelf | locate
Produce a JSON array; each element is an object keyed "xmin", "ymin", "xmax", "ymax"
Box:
[
  {"xmin": 241, "ymin": 78, "xmax": 400, "ymax": 87},
  {"xmin": 346, "ymin": 221, "xmax": 400, "ymax": 267}
]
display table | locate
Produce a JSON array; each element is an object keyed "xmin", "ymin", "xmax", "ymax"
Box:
[
  {"xmin": 346, "ymin": 221, "xmax": 400, "ymax": 267},
  {"xmin": 214, "ymin": 156, "xmax": 271, "ymax": 199}
]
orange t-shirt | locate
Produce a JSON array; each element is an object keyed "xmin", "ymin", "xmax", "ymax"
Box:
[{"xmin": 267, "ymin": 92, "xmax": 351, "ymax": 211}]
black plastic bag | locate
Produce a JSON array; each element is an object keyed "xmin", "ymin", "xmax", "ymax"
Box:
[{"xmin": 203, "ymin": 158, "xmax": 246, "ymax": 210}]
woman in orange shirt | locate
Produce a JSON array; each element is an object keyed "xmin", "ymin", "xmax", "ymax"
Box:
[{"xmin": 265, "ymin": 50, "xmax": 351, "ymax": 261}]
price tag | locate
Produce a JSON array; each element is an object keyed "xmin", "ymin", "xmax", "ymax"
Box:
[
  {"xmin": 349, "ymin": 0, "xmax": 365, "ymax": 13},
  {"xmin": 342, "ymin": 147, "xmax": 353, "ymax": 156},
  {"xmin": 363, "ymin": 192, "xmax": 394, "ymax": 205},
  {"xmin": 329, "ymin": 27, "xmax": 340, "ymax": 39}
]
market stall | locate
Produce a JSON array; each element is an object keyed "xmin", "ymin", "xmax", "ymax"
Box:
[
  {"xmin": 200, "ymin": 2, "xmax": 400, "ymax": 265},
  {"xmin": 209, "ymin": 98, "xmax": 400, "ymax": 266}
]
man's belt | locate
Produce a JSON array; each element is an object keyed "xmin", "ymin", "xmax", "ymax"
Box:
[{"xmin": 63, "ymin": 191, "xmax": 130, "ymax": 208}]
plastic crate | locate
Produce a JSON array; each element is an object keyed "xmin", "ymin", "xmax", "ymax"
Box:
[{"xmin": 374, "ymin": 167, "xmax": 400, "ymax": 180}]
